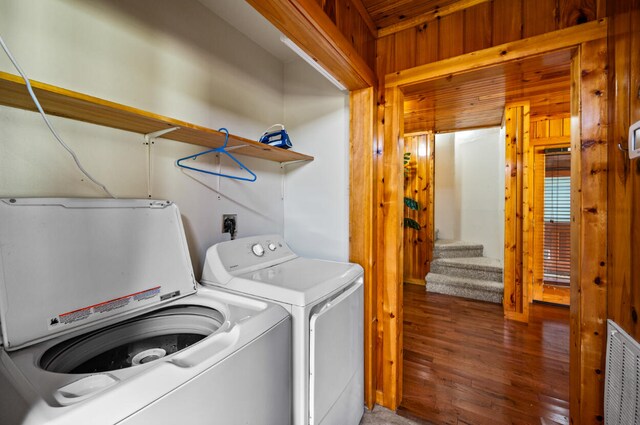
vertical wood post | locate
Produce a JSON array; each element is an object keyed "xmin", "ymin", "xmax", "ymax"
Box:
[
  {"xmin": 570, "ymin": 38, "xmax": 608, "ymax": 425},
  {"xmin": 403, "ymin": 132, "xmax": 435, "ymax": 284},
  {"xmin": 349, "ymin": 87, "xmax": 377, "ymax": 409},
  {"xmin": 426, "ymin": 132, "xmax": 436, "ymax": 277},
  {"xmin": 378, "ymin": 85, "xmax": 404, "ymax": 410},
  {"xmin": 503, "ymin": 102, "xmax": 532, "ymax": 322}
]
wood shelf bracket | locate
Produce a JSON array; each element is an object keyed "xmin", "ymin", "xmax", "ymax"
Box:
[
  {"xmin": 280, "ymin": 159, "xmax": 309, "ymax": 167},
  {"xmin": 224, "ymin": 145, "xmax": 249, "ymax": 152},
  {"xmin": 278, "ymin": 159, "xmax": 309, "ymax": 200}
]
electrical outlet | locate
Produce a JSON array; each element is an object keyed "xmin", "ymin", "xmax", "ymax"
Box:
[{"xmin": 222, "ymin": 214, "xmax": 237, "ymax": 235}]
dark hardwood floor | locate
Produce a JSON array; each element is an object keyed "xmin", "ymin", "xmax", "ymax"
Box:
[{"xmin": 399, "ymin": 284, "xmax": 570, "ymax": 425}]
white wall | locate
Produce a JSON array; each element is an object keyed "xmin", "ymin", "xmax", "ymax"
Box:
[
  {"xmin": 0, "ymin": 0, "xmax": 287, "ymax": 275},
  {"xmin": 434, "ymin": 132, "xmax": 457, "ymax": 241},
  {"xmin": 283, "ymin": 60, "xmax": 350, "ymax": 262},
  {"xmin": 434, "ymin": 127, "xmax": 505, "ymax": 261}
]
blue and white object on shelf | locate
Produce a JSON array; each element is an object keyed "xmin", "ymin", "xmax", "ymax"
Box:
[{"xmin": 259, "ymin": 124, "xmax": 292, "ymax": 150}]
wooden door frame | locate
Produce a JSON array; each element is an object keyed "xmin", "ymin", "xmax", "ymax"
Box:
[
  {"xmin": 378, "ymin": 85, "xmax": 405, "ymax": 409},
  {"xmin": 349, "ymin": 87, "xmax": 377, "ymax": 408},
  {"xmin": 531, "ymin": 141, "xmax": 572, "ymax": 306},
  {"xmin": 569, "ymin": 38, "xmax": 608, "ymax": 424},
  {"xmin": 377, "ymin": 22, "xmax": 608, "ymax": 421}
]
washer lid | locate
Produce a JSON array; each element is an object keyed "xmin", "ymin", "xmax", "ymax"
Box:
[
  {"xmin": 0, "ymin": 198, "xmax": 197, "ymax": 351},
  {"xmin": 232, "ymin": 258, "xmax": 363, "ymax": 306}
]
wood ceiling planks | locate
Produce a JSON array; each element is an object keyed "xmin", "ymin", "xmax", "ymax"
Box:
[
  {"xmin": 362, "ymin": 0, "xmax": 461, "ymax": 29},
  {"xmin": 403, "ymin": 49, "xmax": 573, "ymax": 133}
]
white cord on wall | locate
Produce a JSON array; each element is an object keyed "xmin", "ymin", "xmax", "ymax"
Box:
[{"xmin": 0, "ymin": 35, "xmax": 116, "ymax": 198}]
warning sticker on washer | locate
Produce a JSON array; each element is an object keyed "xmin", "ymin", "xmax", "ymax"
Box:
[{"xmin": 48, "ymin": 286, "xmax": 161, "ymax": 329}]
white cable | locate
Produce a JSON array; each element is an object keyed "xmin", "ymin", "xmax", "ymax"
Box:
[{"xmin": 0, "ymin": 35, "xmax": 116, "ymax": 198}]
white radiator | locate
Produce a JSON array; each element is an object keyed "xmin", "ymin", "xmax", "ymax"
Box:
[{"xmin": 606, "ymin": 319, "xmax": 640, "ymax": 425}]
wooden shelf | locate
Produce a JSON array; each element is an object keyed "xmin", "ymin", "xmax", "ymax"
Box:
[{"xmin": 0, "ymin": 71, "xmax": 314, "ymax": 163}]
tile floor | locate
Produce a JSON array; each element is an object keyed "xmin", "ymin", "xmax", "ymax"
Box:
[{"xmin": 360, "ymin": 405, "xmax": 427, "ymax": 425}]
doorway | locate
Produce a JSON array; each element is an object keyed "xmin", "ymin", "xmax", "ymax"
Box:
[
  {"xmin": 418, "ymin": 128, "xmax": 506, "ymax": 303},
  {"xmin": 400, "ymin": 50, "xmax": 574, "ymax": 316},
  {"xmin": 399, "ymin": 117, "xmax": 570, "ymax": 424},
  {"xmin": 373, "ymin": 31, "xmax": 608, "ymax": 420},
  {"xmin": 384, "ymin": 47, "xmax": 588, "ymax": 423},
  {"xmin": 531, "ymin": 132, "xmax": 572, "ymax": 306}
]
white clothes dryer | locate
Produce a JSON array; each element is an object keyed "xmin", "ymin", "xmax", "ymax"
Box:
[
  {"xmin": 0, "ymin": 199, "xmax": 291, "ymax": 425},
  {"xmin": 201, "ymin": 235, "xmax": 364, "ymax": 425}
]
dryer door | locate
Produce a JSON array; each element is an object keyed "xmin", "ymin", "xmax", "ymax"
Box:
[{"xmin": 309, "ymin": 278, "xmax": 364, "ymax": 425}]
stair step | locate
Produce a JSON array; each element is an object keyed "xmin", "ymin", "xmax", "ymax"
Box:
[
  {"xmin": 430, "ymin": 257, "xmax": 503, "ymax": 282},
  {"xmin": 425, "ymin": 272, "xmax": 503, "ymax": 304},
  {"xmin": 433, "ymin": 239, "xmax": 483, "ymax": 259}
]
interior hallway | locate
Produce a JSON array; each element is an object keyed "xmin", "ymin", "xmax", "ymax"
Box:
[{"xmin": 399, "ymin": 284, "xmax": 570, "ymax": 425}]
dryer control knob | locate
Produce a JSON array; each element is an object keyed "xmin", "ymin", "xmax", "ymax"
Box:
[
  {"xmin": 251, "ymin": 243, "xmax": 265, "ymax": 257},
  {"xmin": 268, "ymin": 243, "xmax": 277, "ymax": 251}
]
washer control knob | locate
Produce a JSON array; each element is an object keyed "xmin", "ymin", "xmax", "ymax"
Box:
[
  {"xmin": 251, "ymin": 243, "xmax": 265, "ymax": 257},
  {"xmin": 268, "ymin": 243, "xmax": 277, "ymax": 251}
]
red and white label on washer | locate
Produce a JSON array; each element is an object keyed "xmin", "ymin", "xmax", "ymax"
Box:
[{"xmin": 47, "ymin": 286, "xmax": 161, "ymax": 329}]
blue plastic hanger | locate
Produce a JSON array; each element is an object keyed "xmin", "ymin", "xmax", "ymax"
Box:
[{"xmin": 176, "ymin": 128, "xmax": 257, "ymax": 182}]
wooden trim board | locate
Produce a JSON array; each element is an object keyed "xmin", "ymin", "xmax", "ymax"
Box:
[
  {"xmin": 379, "ymin": 85, "xmax": 404, "ymax": 410},
  {"xmin": 385, "ymin": 19, "xmax": 607, "ymax": 90},
  {"xmin": 404, "ymin": 277, "xmax": 426, "ymax": 286},
  {"xmin": 246, "ymin": 0, "xmax": 376, "ymax": 90},
  {"xmin": 349, "ymin": 87, "xmax": 377, "ymax": 409}
]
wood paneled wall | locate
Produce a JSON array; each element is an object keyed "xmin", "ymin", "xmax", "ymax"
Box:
[
  {"xmin": 313, "ymin": 0, "xmax": 376, "ymax": 71},
  {"xmin": 570, "ymin": 38, "xmax": 609, "ymax": 425},
  {"xmin": 403, "ymin": 133, "xmax": 435, "ymax": 285},
  {"xmin": 376, "ymin": 0, "xmax": 605, "ymax": 79},
  {"xmin": 531, "ymin": 116, "xmax": 571, "ymax": 144},
  {"xmin": 607, "ymin": 1, "xmax": 640, "ymax": 343}
]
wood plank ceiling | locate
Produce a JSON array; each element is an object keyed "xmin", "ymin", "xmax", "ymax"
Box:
[
  {"xmin": 361, "ymin": 0, "xmax": 463, "ymax": 29},
  {"xmin": 402, "ymin": 48, "xmax": 573, "ymax": 133}
]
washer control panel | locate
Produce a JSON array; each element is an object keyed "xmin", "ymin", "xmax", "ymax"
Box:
[{"xmin": 203, "ymin": 235, "xmax": 297, "ymax": 281}]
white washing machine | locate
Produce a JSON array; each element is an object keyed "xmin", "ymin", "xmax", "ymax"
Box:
[
  {"xmin": 201, "ymin": 235, "xmax": 364, "ymax": 425},
  {"xmin": 0, "ymin": 199, "xmax": 292, "ymax": 425}
]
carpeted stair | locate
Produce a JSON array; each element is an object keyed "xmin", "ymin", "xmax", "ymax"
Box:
[{"xmin": 425, "ymin": 240, "xmax": 503, "ymax": 304}]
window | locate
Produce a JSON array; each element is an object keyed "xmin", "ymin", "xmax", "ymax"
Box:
[{"xmin": 542, "ymin": 151, "xmax": 571, "ymax": 286}]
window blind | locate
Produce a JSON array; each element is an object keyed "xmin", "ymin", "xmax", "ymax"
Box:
[{"xmin": 542, "ymin": 150, "xmax": 571, "ymax": 286}]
